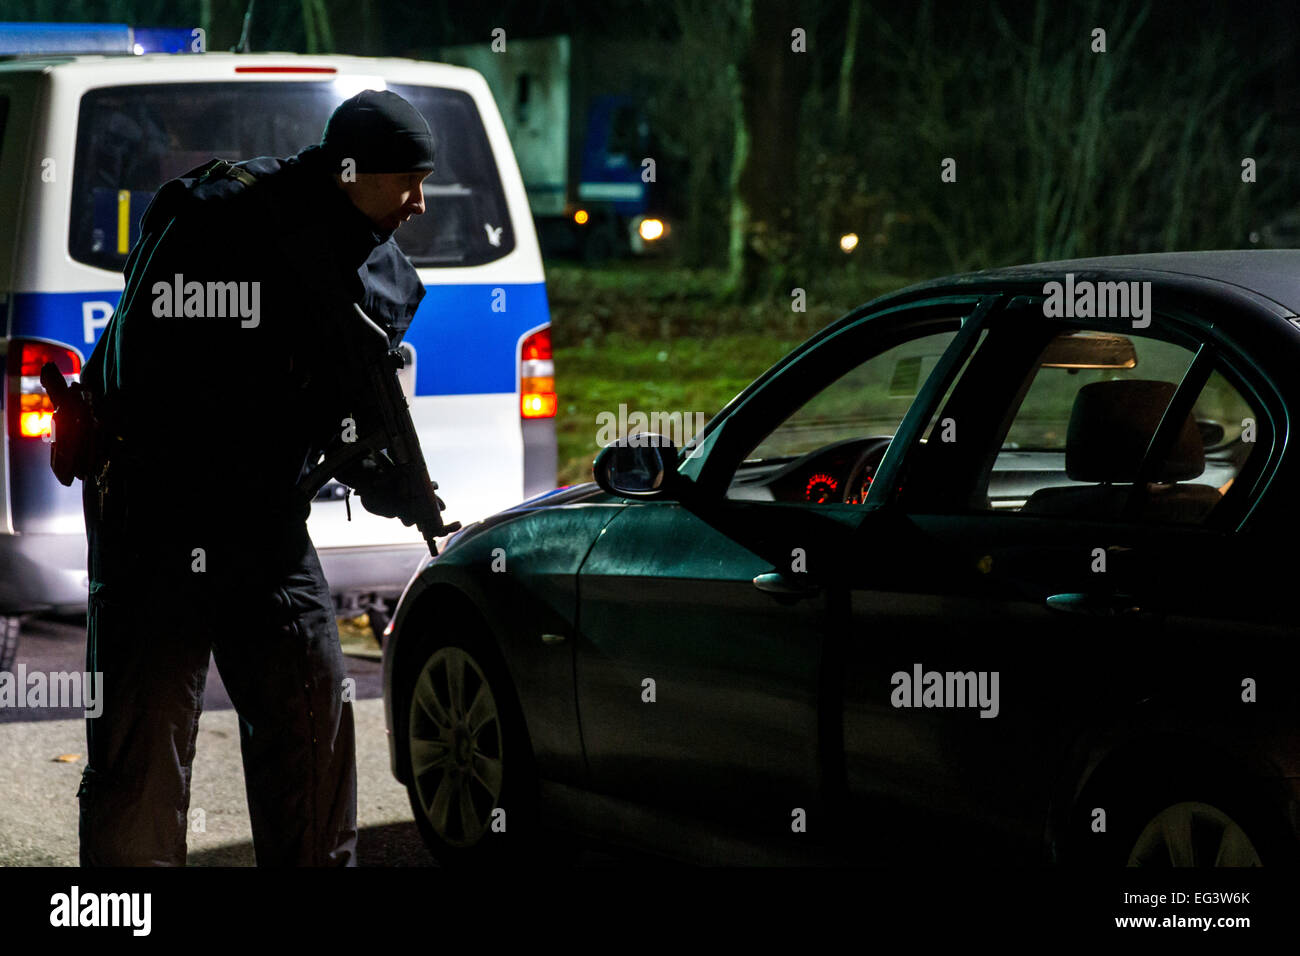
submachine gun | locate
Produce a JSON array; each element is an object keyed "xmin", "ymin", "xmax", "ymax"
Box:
[{"xmin": 295, "ymin": 302, "xmax": 460, "ymax": 555}]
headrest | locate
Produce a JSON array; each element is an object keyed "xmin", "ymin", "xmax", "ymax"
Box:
[{"xmin": 1065, "ymin": 380, "xmax": 1204, "ymax": 483}]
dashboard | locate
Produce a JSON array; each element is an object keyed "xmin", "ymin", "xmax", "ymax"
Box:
[
  {"xmin": 725, "ymin": 435, "xmax": 1243, "ymax": 511},
  {"xmin": 725, "ymin": 437, "xmax": 894, "ymax": 504}
]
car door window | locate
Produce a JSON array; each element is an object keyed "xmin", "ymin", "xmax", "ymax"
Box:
[
  {"xmin": 726, "ymin": 329, "xmax": 958, "ymax": 504},
  {"xmin": 902, "ymin": 322, "xmax": 1265, "ymax": 525}
]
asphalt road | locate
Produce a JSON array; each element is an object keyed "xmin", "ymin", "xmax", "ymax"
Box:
[{"xmin": 0, "ymin": 614, "xmax": 629, "ymax": 866}]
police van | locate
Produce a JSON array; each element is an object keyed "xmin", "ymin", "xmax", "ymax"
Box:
[{"xmin": 0, "ymin": 24, "xmax": 557, "ymax": 665}]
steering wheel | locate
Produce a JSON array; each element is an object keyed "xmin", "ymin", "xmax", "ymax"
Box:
[{"xmin": 842, "ymin": 437, "xmax": 892, "ymax": 504}]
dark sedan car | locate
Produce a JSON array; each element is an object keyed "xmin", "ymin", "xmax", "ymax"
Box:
[{"xmin": 383, "ymin": 251, "xmax": 1300, "ymax": 866}]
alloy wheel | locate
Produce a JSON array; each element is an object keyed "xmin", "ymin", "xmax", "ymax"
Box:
[
  {"xmin": 1127, "ymin": 801, "xmax": 1262, "ymax": 866},
  {"xmin": 408, "ymin": 646, "xmax": 505, "ymax": 848}
]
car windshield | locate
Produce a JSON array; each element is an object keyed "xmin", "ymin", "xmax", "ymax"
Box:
[{"xmin": 69, "ymin": 81, "xmax": 514, "ymax": 271}]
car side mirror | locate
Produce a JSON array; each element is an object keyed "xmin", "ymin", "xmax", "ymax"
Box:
[{"xmin": 594, "ymin": 433, "xmax": 679, "ymax": 499}]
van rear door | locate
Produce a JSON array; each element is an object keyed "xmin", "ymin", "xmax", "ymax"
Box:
[{"xmin": 62, "ymin": 69, "xmax": 550, "ymax": 563}]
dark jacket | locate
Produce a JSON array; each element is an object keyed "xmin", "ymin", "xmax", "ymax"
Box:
[{"xmin": 80, "ymin": 145, "xmax": 425, "ymax": 555}]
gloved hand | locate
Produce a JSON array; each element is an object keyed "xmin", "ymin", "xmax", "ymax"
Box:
[
  {"xmin": 359, "ymin": 468, "xmax": 416, "ymax": 525},
  {"xmin": 334, "ymin": 451, "xmax": 414, "ymax": 525}
]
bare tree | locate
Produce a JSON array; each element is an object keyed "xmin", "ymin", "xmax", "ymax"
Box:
[
  {"xmin": 661, "ymin": 0, "xmax": 746, "ymax": 269},
  {"xmin": 852, "ymin": 0, "xmax": 1287, "ymax": 273},
  {"xmin": 726, "ymin": 0, "xmax": 814, "ymax": 300},
  {"xmin": 300, "ymin": 0, "xmax": 335, "ymax": 53}
]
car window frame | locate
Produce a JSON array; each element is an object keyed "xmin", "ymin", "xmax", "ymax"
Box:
[{"xmin": 682, "ymin": 294, "xmax": 996, "ymax": 500}]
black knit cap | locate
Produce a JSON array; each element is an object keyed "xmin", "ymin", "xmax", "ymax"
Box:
[{"xmin": 320, "ymin": 89, "xmax": 435, "ymax": 173}]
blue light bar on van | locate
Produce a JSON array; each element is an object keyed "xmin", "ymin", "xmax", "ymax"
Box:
[
  {"xmin": 0, "ymin": 23, "xmax": 129, "ymax": 54},
  {"xmin": 132, "ymin": 27, "xmax": 200, "ymax": 54},
  {"xmin": 0, "ymin": 23, "xmax": 199, "ymax": 55}
]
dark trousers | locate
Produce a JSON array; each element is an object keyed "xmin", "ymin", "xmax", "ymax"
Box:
[{"xmin": 77, "ymin": 478, "xmax": 357, "ymax": 866}]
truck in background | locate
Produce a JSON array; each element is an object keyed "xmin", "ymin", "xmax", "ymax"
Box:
[{"xmin": 437, "ymin": 34, "xmax": 672, "ymax": 263}]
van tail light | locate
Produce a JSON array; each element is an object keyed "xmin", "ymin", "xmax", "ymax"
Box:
[
  {"xmin": 520, "ymin": 328, "xmax": 556, "ymax": 419},
  {"xmin": 7, "ymin": 340, "xmax": 81, "ymax": 439}
]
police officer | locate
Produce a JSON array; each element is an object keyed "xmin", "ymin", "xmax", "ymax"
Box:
[{"xmin": 76, "ymin": 90, "xmax": 435, "ymax": 866}]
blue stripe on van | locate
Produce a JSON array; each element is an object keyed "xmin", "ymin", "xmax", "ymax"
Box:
[
  {"xmin": 409, "ymin": 282, "xmax": 551, "ymax": 395},
  {"xmin": 9, "ymin": 283, "xmax": 550, "ymax": 397}
]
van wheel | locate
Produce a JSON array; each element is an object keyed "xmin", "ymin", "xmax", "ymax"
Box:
[
  {"xmin": 402, "ymin": 631, "xmax": 546, "ymax": 865},
  {"xmin": 0, "ymin": 616, "xmax": 19, "ymax": 672},
  {"xmin": 365, "ymin": 599, "xmax": 390, "ymax": 644}
]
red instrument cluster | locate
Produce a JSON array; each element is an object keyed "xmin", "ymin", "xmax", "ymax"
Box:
[{"xmin": 804, "ymin": 472, "xmax": 839, "ymax": 503}]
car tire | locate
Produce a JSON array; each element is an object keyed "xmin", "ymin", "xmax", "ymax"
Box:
[
  {"xmin": 400, "ymin": 627, "xmax": 549, "ymax": 866},
  {"xmin": 0, "ymin": 615, "xmax": 19, "ymax": 673},
  {"xmin": 1064, "ymin": 774, "xmax": 1294, "ymax": 866}
]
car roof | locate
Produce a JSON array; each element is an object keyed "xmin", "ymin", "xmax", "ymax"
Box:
[{"xmin": 895, "ymin": 250, "xmax": 1300, "ymax": 317}]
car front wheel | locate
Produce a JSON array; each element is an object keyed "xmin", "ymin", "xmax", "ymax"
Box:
[{"xmin": 402, "ymin": 633, "xmax": 543, "ymax": 865}]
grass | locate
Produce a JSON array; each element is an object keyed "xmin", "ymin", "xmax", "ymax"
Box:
[{"xmin": 554, "ymin": 333, "xmax": 801, "ymax": 485}]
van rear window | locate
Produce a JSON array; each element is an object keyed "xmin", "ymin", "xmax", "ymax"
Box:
[{"xmin": 70, "ymin": 81, "xmax": 515, "ymax": 271}]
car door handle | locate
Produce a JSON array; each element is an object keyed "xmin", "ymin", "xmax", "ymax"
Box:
[
  {"xmin": 1045, "ymin": 592, "xmax": 1142, "ymax": 617},
  {"xmin": 753, "ymin": 571, "xmax": 820, "ymax": 600}
]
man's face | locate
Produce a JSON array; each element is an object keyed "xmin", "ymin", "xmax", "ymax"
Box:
[{"xmin": 340, "ymin": 170, "xmax": 430, "ymax": 232}]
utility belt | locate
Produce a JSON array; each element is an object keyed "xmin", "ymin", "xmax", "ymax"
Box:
[
  {"xmin": 102, "ymin": 453, "xmax": 311, "ymax": 530},
  {"xmin": 37, "ymin": 378, "xmax": 307, "ymax": 535}
]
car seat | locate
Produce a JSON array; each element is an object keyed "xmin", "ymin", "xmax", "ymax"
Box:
[{"xmin": 1021, "ymin": 379, "xmax": 1221, "ymax": 523}]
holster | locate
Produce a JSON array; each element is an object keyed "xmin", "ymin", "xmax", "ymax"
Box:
[{"xmin": 40, "ymin": 363, "xmax": 100, "ymax": 485}]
